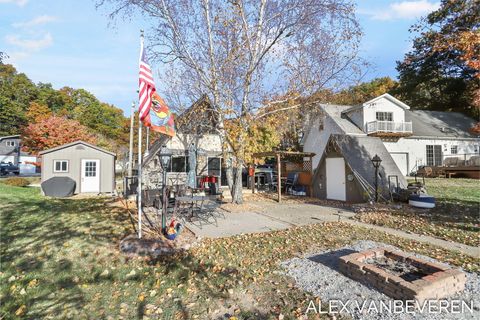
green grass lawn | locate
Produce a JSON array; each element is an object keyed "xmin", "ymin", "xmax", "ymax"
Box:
[
  {"xmin": 422, "ymin": 178, "xmax": 480, "ymax": 203},
  {"xmin": 356, "ymin": 178, "xmax": 480, "ymax": 247},
  {"xmin": 1, "ymin": 184, "xmax": 479, "ymax": 319}
]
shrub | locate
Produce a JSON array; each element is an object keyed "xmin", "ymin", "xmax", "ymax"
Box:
[{"xmin": 2, "ymin": 177, "xmax": 30, "ymax": 187}]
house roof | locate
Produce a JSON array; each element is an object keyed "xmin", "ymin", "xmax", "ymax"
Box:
[
  {"xmin": 320, "ymin": 104, "xmax": 365, "ymax": 135},
  {"xmin": 408, "ymin": 110, "xmax": 478, "ymax": 139},
  {"xmin": 39, "ymin": 141, "xmax": 116, "ymax": 156},
  {"xmin": 0, "ymin": 135, "xmax": 20, "ymax": 141},
  {"xmin": 363, "ymin": 93, "xmax": 411, "ymax": 110},
  {"xmin": 341, "ymin": 93, "xmax": 411, "ymax": 115},
  {"xmin": 328, "ymin": 134, "xmax": 407, "ymax": 191}
]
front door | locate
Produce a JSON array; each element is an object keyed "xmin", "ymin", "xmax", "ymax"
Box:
[
  {"xmin": 81, "ymin": 159, "xmax": 100, "ymax": 193},
  {"xmin": 326, "ymin": 157, "xmax": 346, "ymax": 201}
]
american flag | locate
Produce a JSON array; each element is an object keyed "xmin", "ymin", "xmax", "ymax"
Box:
[{"xmin": 138, "ymin": 40, "xmax": 156, "ymax": 121}]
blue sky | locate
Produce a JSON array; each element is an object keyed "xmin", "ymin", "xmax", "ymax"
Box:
[{"xmin": 0, "ymin": 0, "xmax": 440, "ymax": 116}]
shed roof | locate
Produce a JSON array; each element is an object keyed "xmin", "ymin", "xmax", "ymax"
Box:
[
  {"xmin": 0, "ymin": 135, "xmax": 20, "ymax": 141},
  {"xmin": 327, "ymin": 134, "xmax": 407, "ymax": 191},
  {"xmin": 39, "ymin": 141, "xmax": 116, "ymax": 156},
  {"xmin": 252, "ymin": 150, "xmax": 315, "ymax": 158}
]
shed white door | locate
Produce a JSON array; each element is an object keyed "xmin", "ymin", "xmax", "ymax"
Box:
[
  {"xmin": 81, "ymin": 159, "xmax": 100, "ymax": 193},
  {"xmin": 390, "ymin": 153, "xmax": 408, "ymax": 176},
  {"xmin": 326, "ymin": 157, "xmax": 346, "ymax": 201}
]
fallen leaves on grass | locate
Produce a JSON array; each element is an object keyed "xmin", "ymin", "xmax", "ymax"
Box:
[{"xmin": 355, "ymin": 208, "xmax": 479, "ymax": 247}]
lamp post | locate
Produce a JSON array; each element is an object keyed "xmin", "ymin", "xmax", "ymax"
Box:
[
  {"xmin": 158, "ymin": 145, "xmax": 172, "ymax": 233},
  {"xmin": 371, "ymin": 154, "xmax": 382, "ymax": 202}
]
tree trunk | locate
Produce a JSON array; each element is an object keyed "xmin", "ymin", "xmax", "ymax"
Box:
[
  {"xmin": 225, "ymin": 154, "xmax": 234, "ymax": 196},
  {"xmin": 231, "ymin": 159, "xmax": 243, "ymax": 204}
]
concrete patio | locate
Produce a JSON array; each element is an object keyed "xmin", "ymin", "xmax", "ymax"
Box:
[
  {"xmin": 184, "ymin": 201, "xmax": 355, "ymax": 238},
  {"xmin": 184, "ymin": 200, "xmax": 479, "ymax": 258}
]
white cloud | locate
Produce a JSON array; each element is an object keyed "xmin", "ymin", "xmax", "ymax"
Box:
[
  {"xmin": 5, "ymin": 33, "xmax": 53, "ymax": 51},
  {"xmin": 13, "ymin": 15, "xmax": 57, "ymax": 28},
  {"xmin": 360, "ymin": 1, "xmax": 440, "ymax": 21},
  {"xmin": 0, "ymin": 0, "xmax": 28, "ymax": 6}
]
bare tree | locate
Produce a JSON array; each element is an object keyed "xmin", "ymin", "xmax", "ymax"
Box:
[{"xmin": 100, "ymin": 0, "xmax": 364, "ymax": 203}]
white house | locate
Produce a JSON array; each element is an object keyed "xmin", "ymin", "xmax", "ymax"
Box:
[
  {"xmin": 0, "ymin": 135, "xmax": 37, "ymax": 175},
  {"xmin": 302, "ymin": 93, "xmax": 480, "ymax": 177}
]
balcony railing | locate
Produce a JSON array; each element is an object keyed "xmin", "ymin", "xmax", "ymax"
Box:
[{"xmin": 366, "ymin": 121, "xmax": 413, "ymax": 136}]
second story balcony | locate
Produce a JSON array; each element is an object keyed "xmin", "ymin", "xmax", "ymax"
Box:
[{"xmin": 366, "ymin": 121, "xmax": 413, "ymax": 137}]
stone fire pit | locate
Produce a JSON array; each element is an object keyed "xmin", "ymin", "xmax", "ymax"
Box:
[{"xmin": 338, "ymin": 248, "xmax": 466, "ymax": 302}]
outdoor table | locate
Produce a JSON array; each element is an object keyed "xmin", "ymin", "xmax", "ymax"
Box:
[{"xmin": 174, "ymin": 195, "xmax": 206, "ymax": 221}]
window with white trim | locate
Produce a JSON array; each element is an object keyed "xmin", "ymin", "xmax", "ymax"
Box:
[
  {"xmin": 376, "ymin": 112, "xmax": 393, "ymax": 121},
  {"xmin": 426, "ymin": 145, "xmax": 442, "ymax": 166},
  {"xmin": 54, "ymin": 160, "xmax": 69, "ymax": 173},
  {"xmin": 167, "ymin": 156, "xmax": 189, "ymax": 173},
  {"xmin": 6, "ymin": 141, "xmax": 16, "ymax": 147},
  {"xmin": 451, "ymin": 145, "xmax": 458, "ymax": 154}
]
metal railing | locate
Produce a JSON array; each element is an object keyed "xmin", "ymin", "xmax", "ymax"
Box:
[
  {"xmin": 441, "ymin": 153, "xmax": 480, "ymax": 167},
  {"xmin": 366, "ymin": 121, "xmax": 413, "ymax": 134}
]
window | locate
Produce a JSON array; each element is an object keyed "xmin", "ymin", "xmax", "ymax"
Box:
[
  {"xmin": 376, "ymin": 112, "xmax": 393, "ymax": 121},
  {"xmin": 168, "ymin": 156, "xmax": 189, "ymax": 173},
  {"xmin": 6, "ymin": 141, "xmax": 16, "ymax": 147},
  {"xmin": 426, "ymin": 145, "xmax": 442, "ymax": 166},
  {"xmin": 54, "ymin": 160, "xmax": 68, "ymax": 172},
  {"xmin": 451, "ymin": 145, "xmax": 458, "ymax": 154},
  {"xmin": 84, "ymin": 161, "xmax": 97, "ymax": 177},
  {"xmin": 208, "ymin": 157, "xmax": 221, "ymax": 176}
]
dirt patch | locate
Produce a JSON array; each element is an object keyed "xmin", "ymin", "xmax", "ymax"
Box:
[{"xmin": 120, "ymin": 227, "xmax": 198, "ymax": 257}]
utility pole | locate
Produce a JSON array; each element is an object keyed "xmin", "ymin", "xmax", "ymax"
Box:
[{"xmin": 128, "ymin": 102, "xmax": 135, "ymax": 177}]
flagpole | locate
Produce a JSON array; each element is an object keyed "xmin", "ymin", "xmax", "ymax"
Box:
[
  {"xmin": 128, "ymin": 102, "xmax": 135, "ymax": 177},
  {"xmin": 137, "ymin": 30, "xmax": 144, "ymax": 239},
  {"xmin": 145, "ymin": 126, "xmax": 150, "ymax": 156},
  {"xmin": 137, "ymin": 117, "xmax": 143, "ymax": 238}
]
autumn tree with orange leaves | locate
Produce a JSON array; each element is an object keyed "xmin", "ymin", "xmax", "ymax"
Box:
[{"xmin": 22, "ymin": 116, "xmax": 97, "ymax": 155}]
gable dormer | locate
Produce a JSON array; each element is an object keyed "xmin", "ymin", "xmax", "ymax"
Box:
[{"xmin": 343, "ymin": 94, "xmax": 413, "ymax": 137}]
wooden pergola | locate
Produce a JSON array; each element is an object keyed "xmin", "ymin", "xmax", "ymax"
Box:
[{"xmin": 251, "ymin": 151, "xmax": 316, "ymax": 203}]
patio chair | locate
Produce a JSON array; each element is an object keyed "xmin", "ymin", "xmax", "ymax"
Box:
[{"xmin": 284, "ymin": 172, "xmax": 298, "ymax": 193}]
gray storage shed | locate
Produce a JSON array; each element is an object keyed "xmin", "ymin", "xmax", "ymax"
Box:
[{"xmin": 39, "ymin": 141, "xmax": 116, "ymax": 194}]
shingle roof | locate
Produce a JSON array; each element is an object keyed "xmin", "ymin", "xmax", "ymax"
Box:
[
  {"xmin": 408, "ymin": 110, "xmax": 477, "ymax": 139},
  {"xmin": 330, "ymin": 134, "xmax": 408, "ymax": 194},
  {"xmin": 38, "ymin": 141, "xmax": 116, "ymax": 156},
  {"xmin": 320, "ymin": 104, "xmax": 364, "ymax": 135},
  {"xmin": 0, "ymin": 135, "xmax": 20, "ymax": 141}
]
